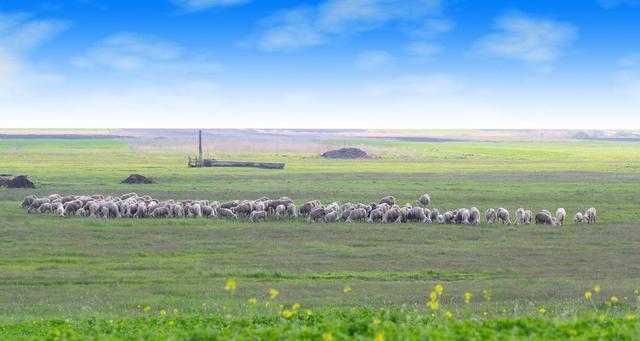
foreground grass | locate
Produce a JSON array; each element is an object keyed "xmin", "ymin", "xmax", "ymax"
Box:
[{"xmin": 1, "ymin": 308, "xmax": 639, "ymax": 340}]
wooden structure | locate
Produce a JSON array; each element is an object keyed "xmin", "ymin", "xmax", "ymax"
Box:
[{"xmin": 188, "ymin": 130, "xmax": 285, "ymax": 169}]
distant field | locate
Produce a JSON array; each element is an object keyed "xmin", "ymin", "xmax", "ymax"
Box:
[{"xmin": 0, "ymin": 132, "xmax": 639, "ymax": 339}]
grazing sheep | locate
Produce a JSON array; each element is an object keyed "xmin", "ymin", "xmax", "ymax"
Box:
[
  {"xmin": 378, "ymin": 196, "xmax": 396, "ymax": 206},
  {"xmin": 397, "ymin": 206, "xmax": 411, "ymax": 223},
  {"xmin": 367, "ymin": 207, "xmax": 384, "ymax": 223},
  {"xmin": 555, "ymin": 208, "xmax": 566, "ymax": 226},
  {"xmin": 299, "ymin": 201, "xmax": 318, "ymax": 217},
  {"xmin": 326, "ymin": 202, "xmax": 340, "ymax": 212},
  {"xmin": 64, "ymin": 200, "xmax": 83, "ymax": 216},
  {"xmin": 573, "ymin": 212, "xmax": 583, "ymax": 224},
  {"xmin": 383, "ymin": 207, "xmax": 400, "ymax": 224},
  {"xmin": 201, "ymin": 205, "xmax": 215, "ymax": 218},
  {"xmin": 410, "ymin": 206, "xmax": 429, "ymax": 223},
  {"xmin": 523, "ymin": 210, "xmax": 532, "ymax": 225},
  {"xmin": 19, "ymin": 195, "xmax": 37, "ymax": 208},
  {"xmin": 150, "ymin": 207, "xmax": 170, "ymax": 218},
  {"xmin": 346, "ymin": 208, "xmax": 367, "ymax": 223},
  {"xmin": 135, "ymin": 203, "xmax": 148, "ymax": 218},
  {"xmin": 275, "ymin": 204, "xmax": 286, "ymax": 219},
  {"xmin": 28, "ymin": 198, "xmax": 50, "ymax": 213},
  {"xmin": 429, "ymin": 208, "xmax": 439, "ymax": 222},
  {"xmin": 339, "ymin": 207, "xmax": 354, "ymax": 222},
  {"xmin": 436, "ymin": 214, "xmax": 445, "ymax": 224},
  {"xmin": 585, "ymin": 207, "xmax": 597, "ymax": 224},
  {"xmin": 514, "ymin": 208, "xmax": 525, "ymax": 225},
  {"xmin": 249, "ymin": 210, "xmax": 267, "ymax": 223},
  {"xmin": 308, "ymin": 206, "xmax": 326, "ymax": 223},
  {"xmin": 286, "ymin": 203, "xmax": 298, "ymax": 218},
  {"xmin": 455, "ymin": 208, "xmax": 470, "ymax": 225},
  {"xmin": 324, "ymin": 211, "xmax": 338, "ymax": 223},
  {"xmin": 74, "ymin": 208, "xmax": 86, "ymax": 217},
  {"xmin": 485, "ymin": 208, "xmax": 496, "ymax": 224},
  {"xmin": 57, "ymin": 205, "xmax": 65, "ymax": 218},
  {"xmin": 497, "ymin": 208, "xmax": 511, "ymax": 225},
  {"xmin": 443, "ymin": 211, "xmax": 455, "ymax": 224},
  {"xmin": 37, "ymin": 203, "xmax": 52, "ymax": 213},
  {"xmin": 416, "ymin": 193, "xmax": 431, "ymax": 208},
  {"xmin": 191, "ymin": 203, "xmax": 203, "ymax": 218},
  {"xmin": 218, "ymin": 208, "xmax": 237, "ymax": 219},
  {"xmin": 535, "ymin": 211, "xmax": 554, "ymax": 225},
  {"xmin": 221, "ymin": 200, "xmax": 240, "ymax": 209},
  {"xmin": 469, "ymin": 207, "xmax": 480, "ymax": 225}
]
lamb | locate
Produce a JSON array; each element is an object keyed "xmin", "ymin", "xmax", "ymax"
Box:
[
  {"xmin": 308, "ymin": 206, "xmax": 326, "ymax": 223},
  {"xmin": 573, "ymin": 212, "xmax": 583, "ymax": 224},
  {"xmin": 535, "ymin": 211, "xmax": 554, "ymax": 225},
  {"xmin": 378, "ymin": 196, "xmax": 396, "ymax": 206},
  {"xmin": 497, "ymin": 208, "xmax": 511, "ymax": 225},
  {"xmin": 514, "ymin": 208, "xmax": 525, "ymax": 225},
  {"xmin": 416, "ymin": 193, "xmax": 431, "ymax": 207},
  {"xmin": 346, "ymin": 207, "xmax": 367, "ymax": 223},
  {"xmin": 469, "ymin": 207, "xmax": 480, "ymax": 225},
  {"xmin": 324, "ymin": 211, "xmax": 338, "ymax": 223},
  {"xmin": 249, "ymin": 210, "xmax": 267, "ymax": 223},
  {"xmin": 485, "ymin": 208, "xmax": 496, "ymax": 224},
  {"xmin": 383, "ymin": 207, "xmax": 400, "ymax": 224},
  {"xmin": 218, "ymin": 208, "xmax": 238, "ymax": 219},
  {"xmin": 555, "ymin": 208, "xmax": 566, "ymax": 226},
  {"xmin": 584, "ymin": 207, "xmax": 597, "ymax": 224}
]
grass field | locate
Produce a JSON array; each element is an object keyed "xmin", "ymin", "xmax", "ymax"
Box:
[{"xmin": 1, "ymin": 132, "xmax": 639, "ymax": 339}]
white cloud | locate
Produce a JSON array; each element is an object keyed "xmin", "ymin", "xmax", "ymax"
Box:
[
  {"xmin": 411, "ymin": 18, "xmax": 454, "ymax": 37},
  {"xmin": 171, "ymin": 0, "xmax": 251, "ymax": 11},
  {"xmin": 247, "ymin": 0, "xmax": 443, "ymax": 51},
  {"xmin": 355, "ymin": 50, "xmax": 393, "ymax": 70},
  {"xmin": 71, "ymin": 32, "xmax": 220, "ymax": 73},
  {"xmin": 405, "ymin": 41, "xmax": 442, "ymax": 60},
  {"xmin": 474, "ymin": 12, "xmax": 577, "ymax": 65}
]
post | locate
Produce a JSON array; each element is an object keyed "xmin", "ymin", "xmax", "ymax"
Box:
[{"xmin": 198, "ymin": 130, "xmax": 203, "ymax": 167}]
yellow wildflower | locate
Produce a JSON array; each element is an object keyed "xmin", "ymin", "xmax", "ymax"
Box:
[
  {"xmin": 248, "ymin": 298, "xmax": 257, "ymax": 305},
  {"xmin": 427, "ymin": 301, "xmax": 439, "ymax": 310},
  {"xmin": 464, "ymin": 292, "xmax": 472, "ymax": 304},
  {"xmin": 429, "ymin": 291, "xmax": 437, "ymax": 302},
  {"xmin": 292, "ymin": 303, "xmax": 301, "ymax": 310},
  {"xmin": 444, "ymin": 311, "xmax": 453, "ymax": 318},
  {"xmin": 160, "ymin": 309, "xmax": 167, "ymax": 317},
  {"xmin": 173, "ymin": 308, "xmax": 179, "ymax": 315},
  {"xmin": 224, "ymin": 279, "xmax": 237, "ymax": 292},
  {"xmin": 269, "ymin": 288, "xmax": 280, "ymax": 299},
  {"xmin": 168, "ymin": 320, "xmax": 175, "ymax": 327},
  {"xmin": 306, "ymin": 309, "xmax": 313, "ymax": 317},
  {"xmin": 372, "ymin": 318, "xmax": 381, "ymax": 325},
  {"xmin": 594, "ymin": 284, "xmax": 601, "ymax": 294},
  {"xmin": 598, "ymin": 314, "xmax": 606, "ymax": 322},
  {"xmin": 634, "ymin": 289, "xmax": 639, "ymax": 296},
  {"xmin": 610, "ymin": 296, "xmax": 618, "ymax": 303},
  {"xmin": 343, "ymin": 286, "xmax": 352, "ymax": 293},
  {"xmin": 374, "ymin": 332, "xmax": 385, "ymax": 341},
  {"xmin": 585, "ymin": 291, "xmax": 592, "ymax": 300},
  {"xmin": 143, "ymin": 305, "xmax": 151, "ymax": 312},
  {"xmin": 538, "ymin": 307, "xmax": 546, "ymax": 315},
  {"xmin": 434, "ymin": 284, "xmax": 444, "ymax": 294},
  {"xmin": 282, "ymin": 309, "xmax": 294, "ymax": 319},
  {"xmin": 322, "ymin": 332, "xmax": 334, "ymax": 341},
  {"xmin": 627, "ymin": 314, "xmax": 636, "ymax": 321}
]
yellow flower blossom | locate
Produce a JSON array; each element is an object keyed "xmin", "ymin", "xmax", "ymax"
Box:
[
  {"xmin": 269, "ymin": 288, "xmax": 279, "ymax": 299},
  {"xmin": 585, "ymin": 291, "xmax": 592, "ymax": 300},
  {"xmin": 322, "ymin": 332, "xmax": 334, "ymax": 341},
  {"xmin": 248, "ymin": 298, "xmax": 257, "ymax": 305},
  {"xmin": 594, "ymin": 284, "xmax": 601, "ymax": 294},
  {"xmin": 168, "ymin": 320, "xmax": 175, "ymax": 327},
  {"xmin": 173, "ymin": 308, "xmax": 179, "ymax": 315},
  {"xmin": 374, "ymin": 332, "xmax": 385, "ymax": 341},
  {"xmin": 343, "ymin": 286, "xmax": 352, "ymax": 293},
  {"xmin": 292, "ymin": 303, "xmax": 301, "ymax": 310},
  {"xmin": 282, "ymin": 309, "xmax": 294, "ymax": 319},
  {"xmin": 427, "ymin": 301, "xmax": 439, "ymax": 310},
  {"xmin": 634, "ymin": 289, "xmax": 639, "ymax": 296},
  {"xmin": 224, "ymin": 279, "xmax": 237, "ymax": 292},
  {"xmin": 598, "ymin": 314, "xmax": 606, "ymax": 322},
  {"xmin": 143, "ymin": 305, "xmax": 151, "ymax": 312},
  {"xmin": 538, "ymin": 307, "xmax": 546, "ymax": 315},
  {"xmin": 444, "ymin": 311, "xmax": 453, "ymax": 318},
  {"xmin": 372, "ymin": 318, "xmax": 381, "ymax": 325},
  {"xmin": 434, "ymin": 284, "xmax": 444, "ymax": 294},
  {"xmin": 627, "ymin": 314, "xmax": 636, "ymax": 321},
  {"xmin": 306, "ymin": 309, "xmax": 313, "ymax": 317},
  {"xmin": 429, "ymin": 291, "xmax": 437, "ymax": 302},
  {"xmin": 464, "ymin": 292, "xmax": 472, "ymax": 304},
  {"xmin": 610, "ymin": 296, "xmax": 618, "ymax": 303},
  {"xmin": 160, "ymin": 309, "xmax": 167, "ymax": 317}
]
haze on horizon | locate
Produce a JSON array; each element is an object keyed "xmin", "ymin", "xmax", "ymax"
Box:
[{"xmin": 1, "ymin": 0, "xmax": 639, "ymax": 129}]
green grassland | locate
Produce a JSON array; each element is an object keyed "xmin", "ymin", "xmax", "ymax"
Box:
[{"xmin": 1, "ymin": 135, "xmax": 639, "ymax": 339}]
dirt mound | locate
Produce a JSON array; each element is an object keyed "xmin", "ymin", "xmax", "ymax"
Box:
[
  {"xmin": 6, "ymin": 175, "xmax": 35, "ymax": 188},
  {"xmin": 0, "ymin": 177, "xmax": 10, "ymax": 186},
  {"xmin": 321, "ymin": 147, "xmax": 369, "ymax": 159},
  {"xmin": 121, "ymin": 174, "xmax": 154, "ymax": 184}
]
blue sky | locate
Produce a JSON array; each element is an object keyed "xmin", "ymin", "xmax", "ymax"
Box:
[{"xmin": 1, "ymin": 0, "xmax": 639, "ymax": 128}]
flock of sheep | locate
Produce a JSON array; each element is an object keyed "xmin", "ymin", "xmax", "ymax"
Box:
[{"xmin": 19, "ymin": 192, "xmax": 597, "ymax": 226}]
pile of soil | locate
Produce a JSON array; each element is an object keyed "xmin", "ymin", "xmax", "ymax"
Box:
[
  {"xmin": 5, "ymin": 175, "xmax": 35, "ymax": 188},
  {"xmin": 121, "ymin": 174, "xmax": 154, "ymax": 184},
  {"xmin": 321, "ymin": 148, "xmax": 369, "ymax": 159},
  {"xmin": 0, "ymin": 177, "xmax": 10, "ymax": 186}
]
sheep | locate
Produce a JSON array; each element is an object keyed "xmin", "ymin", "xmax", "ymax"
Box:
[
  {"xmin": 497, "ymin": 208, "xmax": 511, "ymax": 225},
  {"xmin": 308, "ymin": 206, "xmax": 326, "ymax": 223},
  {"xmin": 19, "ymin": 195, "xmax": 37, "ymax": 208},
  {"xmin": 367, "ymin": 207, "xmax": 384, "ymax": 223},
  {"xmin": 383, "ymin": 207, "xmax": 400, "ymax": 224},
  {"xmin": 514, "ymin": 208, "xmax": 525, "ymax": 225},
  {"xmin": 535, "ymin": 211, "xmax": 554, "ymax": 225},
  {"xmin": 346, "ymin": 208, "xmax": 367, "ymax": 223},
  {"xmin": 201, "ymin": 205, "xmax": 215, "ymax": 218},
  {"xmin": 88, "ymin": 202, "xmax": 101, "ymax": 217},
  {"xmin": 57, "ymin": 205, "xmax": 65, "ymax": 218},
  {"xmin": 326, "ymin": 202, "xmax": 340, "ymax": 212},
  {"xmin": 249, "ymin": 210, "xmax": 267, "ymax": 223},
  {"xmin": 397, "ymin": 206, "xmax": 411, "ymax": 223},
  {"xmin": 74, "ymin": 208, "xmax": 86, "ymax": 217},
  {"xmin": 429, "ymin": 208, "xmax": 439, "ymax": 222},
  {"xmin": 339, "ymin": 207, "xmax": 354, "ymax": 222},
  {"xmin": 585, "ymin": 207, "xmax": 597, "ymax": 224},
  {"xmin": 150, "ymin": 206, "xmax": 170, "ymax": 218},
  {"xmin": 299, "ymin": 201, "xmax": 319, "ymax": 217},
  {"xmin": 135, "ymin": 203, "xmax": 148, "ymax": 218},
  {"xmin": 523, "ymin": 210, "xmax": 532, "ymax": 225},
  {"xmin": 275, "ymin": 204, "xmax": 286, "ymax": 219},
  {"xmin": 436, "ymin": 214, "xmax": 445, "ymax": 224},
  {"xmin": 443, "ymin": 211, "xmax": 455, "ymax": 224},
  {"xmin": 555, "ymin": 208, "xmax": 566, "ymax": 226},
  {"xmin": 573, "ymin": 212, "xmax": 583, "ymax": 224},
  {"xmin": 218, "ymin": 208, "xmax": 237, "ymax": 219},
  {"xmin": 64, "ymin": 200, "xmax": 83, "ymax": 216},
  {"xmin": 28, "ymin": 198, "xmax": 50, "ymax": 213},
  {"xmin": 37, "ymin": 203, "xmax": 52, "ymax": 213},
  {"xmin": 485, "ymin": 208, "xmax": 496, "ymax": 224},
  {"xmin": 469, "ymin": 207, "xmax": 480, "ymax": 225},
  {"xmin": 324, "ymin": 211, "xmax": 338, "ymax": 223},
  {"xmin": 191, "ymin": 203, "xmax": 203, "ymax": 218},
  {"xmin": 410, "ymin": 206, "xmax": 429, "ymax": 223},
  {"xmin": 232, "ymin": 203, "xmax": 252, "ymax": 217},
  {"xmin": 378, "ymin": 196, "xmax": 396, "ymax": 206},
  {"xmin": 286, "ymin": 203, "xmax": 298, "ymax": 218},
  {"xmin": 220, "ymin": 200, "xmax": 240, "ymax": 209},
  {"xmin": 416, "ymin": 193, "xmax": 431, "ymax": 208},
  {"xmin": 454, "ymin": 208, "xmax": 470, "ymax": 225}
]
